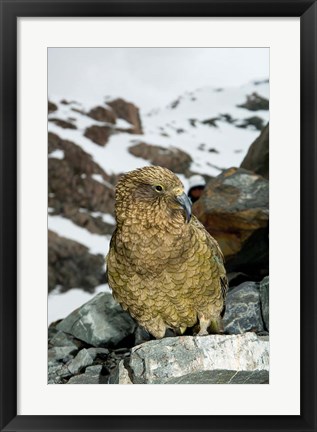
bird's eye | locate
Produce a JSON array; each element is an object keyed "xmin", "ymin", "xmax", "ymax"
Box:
[{"xmin": 154, "ymin": 185, "xmax": 163, "ymax": 192}]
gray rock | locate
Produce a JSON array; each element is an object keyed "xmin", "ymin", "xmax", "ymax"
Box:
[
  {"xmin": 224, "ymin": 281, "xmax": 264, "ymax": 334},
  {"xmin": 114, "ymin": 333, "xmax": 269, "ymax": 384},
  {"xmin": 48, "ymin": 346, "xmax": 78, "ymax": 363},
  {"xmin": 166, "ymin": 369, "xmax": 269, "ymax": 384},
  {"xmin": 109, "ymin": 360, "xmax": 133, "ymax": 384},
  {"xmin": 49, "ymin": 330, "xmax": 81, "ymax": 349},
  {"xmin": 67, "ymin": 365, "xmax": 103, "ymax": 384},
  {"xmin": 67, "ymin": 348, "xmax": 95, "ymax": 375},
  {"xmin": 259, "ymin": 276, "xmax": 269, "ymax": 331},
  {"xmin": 56, "ymin": 292, "xmax": 136, "ymax": 347},
  {"xmin": 48, "ymin": 363, "xmax": 72, "ymax": 383}
]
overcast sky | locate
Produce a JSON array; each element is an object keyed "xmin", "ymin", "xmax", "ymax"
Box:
[{"xmin": 48, "ymin": 48, "xmax": 269, "ymax": 112}]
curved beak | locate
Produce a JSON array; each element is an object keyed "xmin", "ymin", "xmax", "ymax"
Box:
[{"xmin": 176, "ymin": 192, "xmax": 192, "ymax": 223}]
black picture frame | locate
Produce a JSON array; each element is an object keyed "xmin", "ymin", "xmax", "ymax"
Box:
[{"xmin": 1, "ymin": 1, "xmax": 316, "ymax": 431}]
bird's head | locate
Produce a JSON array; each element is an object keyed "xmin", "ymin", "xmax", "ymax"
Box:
[{"xmin": 115, "ymin": 166, "xmax": 192, "ymax": 226}]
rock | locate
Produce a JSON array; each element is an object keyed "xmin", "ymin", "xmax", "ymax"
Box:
[
  {"xmin": 223, "ymin": 282, "xmax": 264, "ymax": 334},
  {"xmin": 236, "ymin": 116, "xmax": 265, "ymax": 131},
  {"xmin": 49, "ymin": 330, "xmax": 82, "ymax": 349},
  {"xmin": 56, "ymin": 293, "xmax": 136, "ymax": 347},
  {"xmin": 49, "ymin": 118, "xmax": 77, "ymax": 129},
  {"xmin": 166, "ymin": 369, "xmax": 269, "ymax": 384},
  {"xmin": 237, "ymin": 92, "xmax": 269, "ymax": 111},
  {"xmin": 67, "ymin": 348, "xmax": 95, "ymax": 375},
  {"xmin": 109, "ymin": 360, "xmax": 133, "ymax": 384},
  {"xmin": 48, "ymin": 346, "xmax": 78, "ymax": 363},
  {"xmin": 48, "ymin": 363, "xmax": 73, "ymax": 383},
  {"xmin": 48, "ymin": 230, "xmax": 105, "ymax": 293},
  {"xmin": 67, "ymin": 365, "xmax": 104, "ymax": 384},
  {"xmin": 241, "ymin": 123, "xmax": 269, "ymax": 179},
  {"xmin": 48, "ymin": 101, "xmax": 58, "ymax": 114},
  {"xmin": 87, "ymin": 106, "xmax": 116, "ymax": 124},
  {"xmin": 128, "ymin": 142, "xmax": 192, "ymax": 175},
  {"xmin": 259, "ymin": 276, "xmax": 269, "ymax": 331},
  {"xmin": 193, "ymin": 167, "xmax": 269, "ymax": 277},
  {"xmin": 84, "ymin": 125, "xmax": 114, "ymax": 146},
  {"xmin": 114, "ymin": 333, "xmax": 269, "ymax": 384},
  {"xmin": 48, "ymin": 132, "xmax": 116, "ymax": 218},
  {"xmin": 107, "ymin": 98, "xmax": 143, "ymax": 134}
]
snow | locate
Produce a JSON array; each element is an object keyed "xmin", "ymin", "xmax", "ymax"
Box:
[
  {"xmin": 48, "ymin": 284, "xmax": 111, "ymax": 324},
  {"xmin": 48, "ymin": 149, "xmax": 64, "ymax": 160},
  {"xmin": 116, "ymin": 118, "xmax": 133, "ymax": 129},
  {"xmin": 48, "ymin": 214, "xmax": 110, "ymax": 255}
]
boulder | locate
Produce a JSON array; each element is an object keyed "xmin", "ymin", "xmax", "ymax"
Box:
[
  {"xmin": 237, "ymin": 92, "xmax": 269, "ymax": 111},
  {"xmin": 259, "ymin": 276, "xmax": 269, "ymax": 331},
  {"xmin": 67, "ymin": 365, "xmax": 105, "ymax": 384},
  {"xmin": 56, "ymin": 293, "xmax": 136, "ymax": 348},
  {"xmin": 193, "ymin": 167, "xmax": 269, "ymax": 277},
  {"xmin": 84, "ymin": 125, "xmax": 114, "ymax": 146},
  {"xmin": 128, "ymin": 142, "xmax": 192, "ymax": 175},
  {"xmin": 48, "ymin": 346, "xmax": 78, "ymax": 363},
  {"xmin": 48, "ymin": 101, "xmax": 58, "ymax": 114},
  {"xmin": 87, "ymin": 106, "xmax": 116, "ymax": 124},
  {"xmin": 113, "ymin": 333, "xmax": 269, "ymax": 384},
  {"xmin": 107, "ymin": 98, "xmax": 143, "ymax": 134},
  {"xmin": 241, "ymin": 123, "xmax": 269, "ymax": 179},
  {"xmin": 223, "ymin": 281, "xmax": 264, "ymax": 334},
  {"xmin": 48, "ymin": 230, "xmax": 105, "ymax": 293}
]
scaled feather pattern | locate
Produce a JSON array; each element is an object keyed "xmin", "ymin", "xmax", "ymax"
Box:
[{"xmin": 106, "ymin": 166, "xmax": 228, "ymax": 339}]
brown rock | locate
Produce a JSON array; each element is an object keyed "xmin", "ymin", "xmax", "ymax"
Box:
[
  {"xmin": 84, "ymin": 125, "xmax": 114, "ymax": 146},
  {"xmin": 48, "ymin": 132, "xmax": 116, "ymax": 221},
  {"xmin": 48, "ymin": 101, "xmax": 58, "ymax": 114},
  {"xmin": 49, "ymin": 118, "xmax": 77, "ymax": 129},
  {"xmin": 128, "ymin": 142, "xmax": 192, "ymax": 175},
  {"xmin": 87, "ymin": 106, "xmax": 117, "ymax": 124},
  {"xmin": 48, "ymin": 230, "xmax": 105, "ymax": 292},
  {"xmin": 193, "ymin": 167, "xmax": 268, "ymax": 277},
  {"xmin": 241, "ymin": 123, "xmax": 269, "ymax": 179},
  {"xmin": 108, "ymin": 98, "xmax": 143, "ymax": 134},
  {"xmin": 237, "ymin": 92, "xmax": 269, "ymax": 111}
]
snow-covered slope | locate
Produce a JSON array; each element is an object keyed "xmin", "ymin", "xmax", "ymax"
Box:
[{"xmin": 48, "ymin": 80, "xmax": 269, "ymax": 323}]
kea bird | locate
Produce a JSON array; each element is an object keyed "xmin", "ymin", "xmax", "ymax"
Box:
[{"xmin": 106, "ymin": 166, "xmax": 228, "ymax": 339}]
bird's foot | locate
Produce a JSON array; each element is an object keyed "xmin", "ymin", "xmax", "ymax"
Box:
[{"xmin": 197, "ymin": 329, "xmax": 209, "ymax": 336}]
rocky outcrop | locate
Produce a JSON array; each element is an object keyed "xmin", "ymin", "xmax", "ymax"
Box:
[
  {"xmin": 87, "ymin": 106, "xmax": 116, "ymax": 124},
  {"xmin": 56, "ymin": 292, "xmax": 136, "ymax": 347},
  {"xmin": 112, "ymin": 333, "xmax": 269, "ymax": 384},
  {"xmin": 84, "ymin": 125, "xmax": 114, "ymax": 146},
  {"xmin": 48, "ymin": 132, "xmax": 116, "ymax": 226},
  {"xmin": 241, "ymin": 123, "xmax": 269, "ymax": 179},
  {"xmin": 108, "ymin": 98, "xmax": 143, "ymax": 134},
  {"xmin": 48, "ymin": 230, "xmax": 105, "ymax": 292},
  {"xmin": 193, "ymin": 167, "xmax": 269, "ymax": 278},
  {"xmin": 237, "ymin": 92, "xmax": 269, "ymax": 111},
  {"xmin": 128, "ymin": 142, "xmax": 192, "ymax": 175}
]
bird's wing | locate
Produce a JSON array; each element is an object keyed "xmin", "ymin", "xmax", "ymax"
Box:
[
  {"xmin": 105, "ymin": 228, "xmax": 117, "ymax": 282},
  {"xmin": 191, "ymin": 215, "xmax": 228, "ymax": 303}
]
